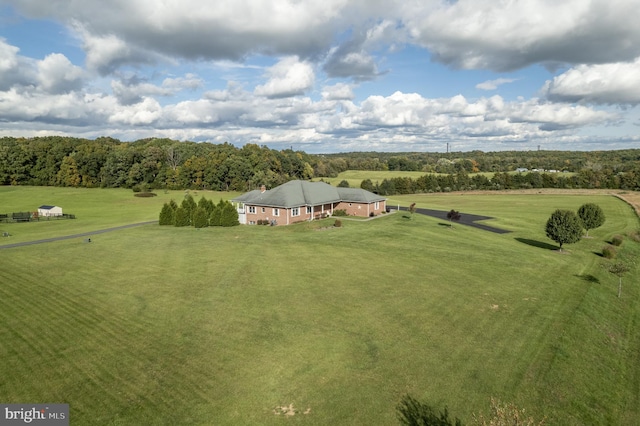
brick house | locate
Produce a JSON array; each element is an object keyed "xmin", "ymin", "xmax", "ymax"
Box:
[{"xmin": 232, "ymin": 180, "xmax": 387, "ymax": 225}]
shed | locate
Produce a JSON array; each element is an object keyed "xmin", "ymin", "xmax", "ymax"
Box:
[{"xmin": 38, "ymin": 205, "xmax": 63, "ymax": 217}]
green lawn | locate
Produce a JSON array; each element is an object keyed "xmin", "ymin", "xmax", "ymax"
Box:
[
  {"xmin": 1, "ymin": 187, "xmax": 639, "ymax": 425},
  {"xmin": 0, "ymin": 186, "xmax": 240, "ymax": 243}
]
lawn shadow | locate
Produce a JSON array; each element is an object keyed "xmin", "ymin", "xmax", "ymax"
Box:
[
  {"xmin": 438, "ymin": 222, "xmax": 453, "ymax": 228},
  {"xmin": 592, "ymin": 251, "xmax": 604, "ymax": 258},
  {"xmin": 576, "ymin": 274, "xmax": 600, "ymax": 284},
  {"xmin": 515, "ymin": 237, "xmax": 558, "ymax": 250}
]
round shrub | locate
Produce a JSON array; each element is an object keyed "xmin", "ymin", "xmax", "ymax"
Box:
[
  {"xmin": 602, "ymin": 245, "xmax": 617, "ymax": 259},
  {"xmin": 611, "ymin": 235, "xmax": 624, "ymax": 246},
  {"xmin": 333, "ymin": 209, "xmax": 348, "ymax": 217},
  {"xmin": 334, "ymin": 219, "xmax": 342, "ymax": 228},
  {"xmin": 629, "ymin": 229, "xmax": 640, "ymax": 243}
]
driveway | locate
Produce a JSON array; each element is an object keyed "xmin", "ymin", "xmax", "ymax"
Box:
[{"xmin": 399, "ymin": 207, "xmax": 511, "ymax": 234}]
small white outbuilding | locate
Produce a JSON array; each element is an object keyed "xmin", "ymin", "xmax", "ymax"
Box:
[{"xmin": 38, "ymin": 205, "xmax": 63, "ymax": 217}]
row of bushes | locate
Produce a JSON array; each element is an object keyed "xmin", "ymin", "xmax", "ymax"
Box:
[
  {"xmin": 159, "ymin": 194, "xmax": 239, "ymax": 228},
  {"xmin": 602, "ymin": 232, "xmax": 634, "ymax": 259}
]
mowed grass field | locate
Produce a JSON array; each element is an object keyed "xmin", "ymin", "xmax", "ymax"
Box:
[{"xmin": 1, "ymin": 186, "xmax": 640, "ymax": 425}]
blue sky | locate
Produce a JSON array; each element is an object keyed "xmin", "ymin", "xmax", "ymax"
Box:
[{"xmin": 0, "ymin": 0, "xmax": 639, "ymax": 152}]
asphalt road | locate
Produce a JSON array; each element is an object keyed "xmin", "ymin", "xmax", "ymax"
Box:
[{"xmin": 0, "ymin": 221, "xmax": 158, "ymax": 250}]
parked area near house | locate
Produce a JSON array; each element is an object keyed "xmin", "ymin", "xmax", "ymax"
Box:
[{"xmin": 232, "ymin": 180, "xmax": 386, "ymax": 225}]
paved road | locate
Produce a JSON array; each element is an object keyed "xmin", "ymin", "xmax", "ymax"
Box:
[
  {"xmin": 0, "ymin": 221, "xmax": 158, "ymax": 250},
  {"xmin": 399, "ymin": 206, "xmax": 511, "ymax": 234}
]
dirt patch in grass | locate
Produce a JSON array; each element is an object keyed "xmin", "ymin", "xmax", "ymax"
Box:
[{"xmin": 273, "ymin": 404, "xmax": 311, "ymax": 416}]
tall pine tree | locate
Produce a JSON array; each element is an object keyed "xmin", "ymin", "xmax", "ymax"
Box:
[
  {"xmin": 159, "ymin": 202, "xmax": 175, "ymax": 225},
  {"xmin": 192, "ymin": 206, "xmax": 209, "ymax": 229}
]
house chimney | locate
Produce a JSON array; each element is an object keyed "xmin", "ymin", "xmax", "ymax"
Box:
[{"xmin": 260, "ymin": 185, "xmax": 266, "ymax": 193}]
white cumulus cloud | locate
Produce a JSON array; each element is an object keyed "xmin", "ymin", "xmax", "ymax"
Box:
[
  {"xmin": 254, "ymin": 57, "xmax": 315, "ymax": 98},
  {"xmin": 543, "ymin": 58, "xmax": 640, "ymax": 105}
]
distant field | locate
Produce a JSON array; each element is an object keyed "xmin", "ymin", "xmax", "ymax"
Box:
[
  {"xmin": 0, "ymin": 186, "xmax": 240, "ymax": 243},
  {"xmin": 315, "ymin": 170, "xmax": 431, "ymax": 186},
  {"xmin": 1, "ymin": 187, "xmax": 639, "ymax": 425},
  {"xmin": 315, "ymin": 170, "xmax": 574, "ymax": 187}
]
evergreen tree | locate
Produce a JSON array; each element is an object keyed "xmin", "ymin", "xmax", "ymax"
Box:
[
  {"xmin": 198, "ymin": 196, "xmax": 215, "ymax": 216},
  {"xmin": 192, "ymin": 206, "xmax": 209, "ymax": 228},
  {"xmin": 174, "ymin": 206, "xmax": 190, "ymax": 227},
  {"xmin": 209, "ymin": 205, "xmax": 222, "ymax": 226},
  {"xmin": 545, "ymin": 209, "xmax": 583, "ymax": 251},
  {"xmin": 337, "ymin": 179, "xmax": 350, "ymax": 188},
  {"xmin": 220, "ymin": 201, "xmax": 240, "ymax": 227},
  {"xmin": 577, "ymin": 203, "xmax": 605, "ymax": 237},
  {"xmin": 360, "ymin": 178, "xmax": 374, "ymax": 192},
  {"xmin": 378, "ymin": 179, "xmax": 396, "ymax": 195},
  {"xmin": 159, "ymin": 203, "xmax": 175, "ymax": 225},
  {"xmin": 181, "ymin": 194, "xmax": 197, "ymax": 220}
]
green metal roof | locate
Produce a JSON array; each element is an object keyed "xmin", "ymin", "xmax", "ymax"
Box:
[{"xmin": 232, "ymin": 180, "xmax": 385, "ymax": 208}]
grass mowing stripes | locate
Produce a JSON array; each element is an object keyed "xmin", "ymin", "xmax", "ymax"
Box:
[{"xmin": 0, "ymin": 187, "xmax": 639, "ymax": 424}]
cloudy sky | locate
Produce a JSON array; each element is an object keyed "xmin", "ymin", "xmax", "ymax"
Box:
[{"xmin": 1, "ymin": 0, "xmax": 639, "ymax": 152}]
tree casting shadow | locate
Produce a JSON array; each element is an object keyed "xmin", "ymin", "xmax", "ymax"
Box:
[{"xmin": 515, "ymin": 237, "xmax": 558, "ymax": 250}]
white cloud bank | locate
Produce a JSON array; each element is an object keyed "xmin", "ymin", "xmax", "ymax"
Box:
[{"xmin": 2, "ymin": 1, "xmax": 640, "ymax": 151}]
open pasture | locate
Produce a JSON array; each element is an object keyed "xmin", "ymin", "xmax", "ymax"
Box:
[{"xmin": 1, "ymin": 187, "xmax": 639, "ymax": 425}]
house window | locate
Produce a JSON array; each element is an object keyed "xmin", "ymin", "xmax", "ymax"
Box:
[
  {"xmin": 306, "ymin": 206, "xmax": 312, "ymax": 214},
  {"xmin": 273, "ymin": 208, "xmax": 280, "ymax": 217},
  {"xmin": 374, "ymin": 201, "xmax": 379, "ymax": 209},
  {"xmin": 292, "ymin": 207, "xmax": 300, "ymax": 216},
  {"xmin": 261, "ymin": 207, "xmax": 266, "ymax": 213},
  {"xmin": 249, "ymin": 206, "xmax": 256, "ymax": 214},
  {"xmin": 249, "ymin": 221, "xmax": 256, "ymax": 225}
]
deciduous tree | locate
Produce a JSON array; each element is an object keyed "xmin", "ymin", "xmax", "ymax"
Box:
[
  {"xmin": 545, "ymin": 209, "xmax": 582, "ymax": 251},
  {"xmin": 396, "ymin": 394, "xmax": 462, "ymax": 426},
  {"xmin": 577, "ymin": 203, "xmax": 605, "ymax": 237},
  {"xmin": 447, "ymin": 209, "xmax": 461, "ymax": 228},
  {"xmin": 604, "ymin": 262, "xmax": 630, "ymax": 298}
]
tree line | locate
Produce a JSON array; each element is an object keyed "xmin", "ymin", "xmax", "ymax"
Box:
[
  {"xmin": 359, "ymin": 168, "xmax": 640, "ymax": 195},
  {"xmin": 159, "ymin": 194, "xmax": 239, "ymax": 228},
  {"xmin": 0, "ymin": 136, "xmax": 314, "ymax": 191},
  {"xmin": 1, "ymin": 136, "xmax": 638, "ymax": 193},
  {"xmin": 318, "ymin": 149, "xmax": 640, "ymax": 174}
]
